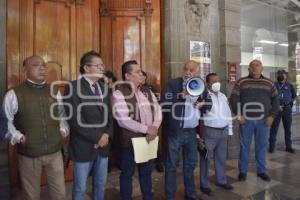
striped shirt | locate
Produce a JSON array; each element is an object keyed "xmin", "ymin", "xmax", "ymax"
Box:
[{"xmin": 230, "ymin": 75, "xmax": 279, "ymax": 119}]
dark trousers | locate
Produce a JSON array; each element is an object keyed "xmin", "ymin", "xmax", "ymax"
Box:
[
  {"xmin": 165, "ymin": 129, "xmax": 198, "ymax": 200},
  {"xmin": 269, "ymin": 106, "xmax": 293, "ymax": 149},
  {"xmin": 120, "ymin": 146, "xmax": 153, "ymax": 200},
  {"xmin": 155, "ymin": 145, "xmax": 163, "ymax": 165}
]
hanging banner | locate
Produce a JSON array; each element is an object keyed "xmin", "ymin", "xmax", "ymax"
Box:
[{"xmin": 190, "ymin": 41, "xmax": 211, "ymax": 79}]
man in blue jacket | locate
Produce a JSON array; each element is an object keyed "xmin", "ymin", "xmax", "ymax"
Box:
[{"xmin": 163, "ymin": 60, "xmax": 211, "ymax": 200}]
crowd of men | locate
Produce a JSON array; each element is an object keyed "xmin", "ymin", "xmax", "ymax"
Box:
[{"xmin": 0, "ymin": 50, "xmax": 297, "ymax": 200}]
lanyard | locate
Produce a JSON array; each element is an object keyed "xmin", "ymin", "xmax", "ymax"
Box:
[{"xmin": 278, "ymin": 82, "xmax": 286, "ymax": 91}]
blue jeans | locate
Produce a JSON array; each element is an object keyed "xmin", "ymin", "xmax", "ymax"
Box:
[
  {"xmin": 72, "ymin": 156, "xmax": 108, "ymax": 200},
  {"xmin": 239, "ymin": 120, "xmax": 269, "ymax": 174},
  {"xmin": 165, "ymin": 129, "xmax": 198, "ymax": 200},
  {"xmin": 269, "ymin": 107, "xmax": 293, "ymax": 149},
  {"xmin": 120, "ymin": 146, "xmax": 153, "ymax": 200}
]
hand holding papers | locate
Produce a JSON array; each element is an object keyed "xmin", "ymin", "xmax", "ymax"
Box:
[{"xmin": 131, "ymin": 136, "xmax": 159, "ymax": 163}]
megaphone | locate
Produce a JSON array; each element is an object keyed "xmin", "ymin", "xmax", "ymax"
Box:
[{"xmin": 186, "ymin": 77, "xmax": 205, "ymax": 97}]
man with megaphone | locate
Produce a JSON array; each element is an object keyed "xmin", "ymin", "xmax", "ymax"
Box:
[{"xmin": 163, "ymin": 60, "xmax": 211, "ymax": 200}]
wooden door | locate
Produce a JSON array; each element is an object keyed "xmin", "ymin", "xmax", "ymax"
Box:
[
  {"xmin": 6, "ymin": 0, "xmax": 100, "ymax": 186},
  {"xmin": 100, "ymin": 0, "xmax": 161, "ymax": 91},
  {"xmin": 6, "ymin": 0, "xmax": 161, "ymax": 186}
]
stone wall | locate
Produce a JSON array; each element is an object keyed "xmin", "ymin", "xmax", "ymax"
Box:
[
  {"xmin": 0, "ymin": 0, "xmax": 10, "ymax": 199},
  {"xmin": 164, "ymin": 0, "xmax": 221, "ymax": 80},
  {"xmin": 164, "ymin": 0, "xmax": 242, "ymax": 158}
]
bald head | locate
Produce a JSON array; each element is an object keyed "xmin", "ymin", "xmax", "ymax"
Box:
[
  {"xmin": 23, "ymin": 56, "xmax": 45, "ymax": 67},
  {"xmin": 23, "ymin": 56, "xmax": 47, "ymax": 83},
  {"xmin": 182, "ymin": 60, "xmax": 199, "ymax": 80},
  {"xmin": 248, "ymin": 59, "xmax": 263, "ymax": 79}
]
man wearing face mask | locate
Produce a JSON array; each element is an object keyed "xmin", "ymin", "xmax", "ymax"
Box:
[
  {"xmin": 199, "ymin": 73, "xmax": 233, "ymax": 196},
  {"xmin": 269, "ymin": 70, "xmax": 296, "ymax": 153}
]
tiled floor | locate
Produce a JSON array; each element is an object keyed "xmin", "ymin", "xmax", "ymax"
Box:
[{"xmin": 12, "ymin": 141, "xmax": 300, "ymax": 200}]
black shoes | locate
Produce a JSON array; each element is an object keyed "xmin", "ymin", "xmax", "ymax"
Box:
[
  {"xmin": 200, "ymin": 186, "xmax": 212, "ymax": 195},
  {"xmin": 216, "ymin": 183, "xmax": 233, "ymax": 190},
  {"xmin": 257, "ymin": 173, "xmax": 271, "ymax": 182},
  {"xmin": 286, "ymin": 148, "xmax": 295, "ymax": 154},
  {"xmin": 269, "ymin": 146, "xmax": 296, "ymax": 154},
  {"xmin": 238, "ymin": 172, "xmax": 247, "ymax": 181},
  {"xmin": 184, "ymin": 195, "xmax": 203, "ymax": 200}
]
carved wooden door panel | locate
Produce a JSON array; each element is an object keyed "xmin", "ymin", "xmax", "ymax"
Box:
[
  {"xmin": 99, "ymin": 0, "xmax": 161, "ymax": 91},
  {"xmin": 6, "ymin": 0, "xmax": 100, "ymax": 186}
]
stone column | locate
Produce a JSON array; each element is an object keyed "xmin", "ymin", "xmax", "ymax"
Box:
[
  {"xmin": 164, "ymin": 0, "xmax": 242, "ymax": 159},
  {"xmin": 164, "ymin": 0, "xmax": 221, "ymax": 80},
  {"xmin": 219, "ymin": 0, "xmax": 241, "ymax": 159},
  {"xmin": 0, "ymin": 0, "xmax": 6, "ymax": 100},
  {"xmin": 288, "ymin": 16, "xmax": 300, "ymax": 87},
  {"xmin": 0, "ymin": 1, "xmax": 10, "ymax": 199}
]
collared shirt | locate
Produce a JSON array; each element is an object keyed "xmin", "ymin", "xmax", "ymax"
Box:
[
  {"xmin": 2, "ymin": 79, "xmax": 70, "ymax": 145},
  {"xmin": 183, "ymin": 95, "xmax": 201, "ymax": 128},
  {"xmin": 203, "ymin": 91, "xmax": 233, "ymax": 135},
  {"xmin": 83, "ymin": 76, "xmax": 103, "ymax": 100},
  {"xmin": 112, "ymin": 88, "xmax": 162, "ymax": 134}
]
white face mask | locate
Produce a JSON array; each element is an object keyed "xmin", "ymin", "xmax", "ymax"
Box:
[{"xmin": 211, "ymin": 82, "xmax": 221, "ymax": 92}]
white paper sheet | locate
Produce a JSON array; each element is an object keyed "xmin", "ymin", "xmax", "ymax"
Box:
[{"xmin": 131, "ymin": 136, "xmax": 159, "ymax": 163}]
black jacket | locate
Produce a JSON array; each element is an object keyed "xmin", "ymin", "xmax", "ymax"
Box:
[
  {"xmin": 64, "ymin": 78, "xmax": 113, "ymax": 162},
  {"xmin": 162, "ymin": 77, "xmax": 212, "ymax": 134},
  {"xmin": 0, "ymin": 108, "xmax": 8, "ymax": 142}
]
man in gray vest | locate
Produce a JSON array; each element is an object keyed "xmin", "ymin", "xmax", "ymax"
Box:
[{"xmin": 3, "ymin": 56, "xmax": 69, "ymax": 200}]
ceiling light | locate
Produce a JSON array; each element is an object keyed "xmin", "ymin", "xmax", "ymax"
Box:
[
  {"xmin": 258, "ymin": 40, "xmax": 278, "ymax": 44},
  {"xmin": 279, "ymin": 43, "xmax": 289, "ymax": 47}
]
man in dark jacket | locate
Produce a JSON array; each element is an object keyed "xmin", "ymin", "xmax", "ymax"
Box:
[
  {"xmin": 64, "ymin": 50, "xmax": 113, "ymax": 200},
  {"xmin": 269, "ymin": 70, "xmax": 297, "ymax": 153},
  {"xmin": 0, "ymin": 108, "xmax": 8, "ymax": 142},
  {"xmin": 163, "ymin": 60, "xmax": 211, "ymax": 200}
]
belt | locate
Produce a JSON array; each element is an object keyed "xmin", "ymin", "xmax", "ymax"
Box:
[
  {"xmin": 204, "ymin": 126, "xmax": 227, "ymax": 131},
  {"xmin": 180, "ymin": 128, "xmax": 196, "ymax": 132},
  {"xmin": 281, "ymin": 104, "xmax": 291, "ymax": 108}
]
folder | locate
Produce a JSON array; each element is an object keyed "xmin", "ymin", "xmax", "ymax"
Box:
[{"xmin": 131, "ymin": 136, "xmax": 159, "ymax": 163}]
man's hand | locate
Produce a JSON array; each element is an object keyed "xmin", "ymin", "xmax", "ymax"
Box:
[
  {"xmin": 146, "ymin": 126, "xmax": 158, "ymax": 136},
  {"xmin": 60, "ymin": 131, "xmax": 68, "ymax": 138},
  {"xmin": 238, "ymin": 115, "xmax": 246, "ymax": 125},
  {"xmin": 96, "ymin": 133, "xmax": 110, "ymax": 148},
  {"xmin": 179, "ymin": 90, "xmax": 188, "ymax": 100},
  {"xmin": 20, "ymin": 135, "xmax": 26, "ymax": 144},
  {"xmin": 146, "ymin": 134, "xmax": 156, "ymax": 143},
  {"xmin": 265, "ymin": 116, "xmax": 274, "ymax": 127},
  {"xmin": 193, "ymin": 101, "xmax": 205, "ymax": 109}
]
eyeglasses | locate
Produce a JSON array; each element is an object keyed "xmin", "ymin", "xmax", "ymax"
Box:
[
  {"xmin": 86, "ymin": 63, "xmax": 105, "ymax": 68},
  {"xmin": 131, "ymin": 69, "xmax": 143, "ymax": 75}
]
